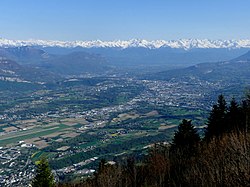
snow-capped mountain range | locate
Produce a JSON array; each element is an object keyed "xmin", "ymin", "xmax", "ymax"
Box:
[{"xmin": 1, "ymin": 38, "xmax": 250, "ymax": 49}]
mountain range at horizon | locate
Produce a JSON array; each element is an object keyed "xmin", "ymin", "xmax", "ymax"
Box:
[
  {"xmin": 1, "ymin": 38, "xmax": 250, "ymax": 50},
  {"xmin": 0, "ymin": 43, "xmax": 249, "ymax": 90}
]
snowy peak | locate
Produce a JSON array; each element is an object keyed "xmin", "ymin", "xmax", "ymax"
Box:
[{"xmin": 1, "ymin": 38, "xmax": 250, "ymax": 49}]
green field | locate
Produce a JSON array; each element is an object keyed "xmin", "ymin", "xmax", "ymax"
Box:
[{"xmin": 0, "ymin": 124, "xmax": 70, "ymax": 146}]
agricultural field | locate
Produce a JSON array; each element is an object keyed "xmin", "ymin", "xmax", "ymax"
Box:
[{"xmin": 0, "ymin": 122, "xmax": 79, "ymax": 147}]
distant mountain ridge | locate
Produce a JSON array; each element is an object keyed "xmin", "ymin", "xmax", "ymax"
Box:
[
  {"xmin": 150, "ymin": 50, "xmax": 250, "ymax": 84},
  {"xmin": 0, "ymin": 57, "xmax": 59, "ymax": 83},
  {"xmin": 0, "ymin": 47, "xmax": 111, "ymax": 77},
  {"xmin": 40, "ymin": 51, "xmax": 109, "ymax": 75},
  {"xmin": 1, "ymin": 38, "xmax": 250, "ymax": 49},
  {"xmin": 231, "ymin": 50, "xmax": 250, "ymax": 62},
  {"xmin": 0, "ymin": 46, "xmax": 52, "ymax": 65}
]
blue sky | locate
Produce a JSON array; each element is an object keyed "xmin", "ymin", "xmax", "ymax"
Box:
[{"xmin": 0, "ymin": 0, "xmax": 249, "ymax": 41}]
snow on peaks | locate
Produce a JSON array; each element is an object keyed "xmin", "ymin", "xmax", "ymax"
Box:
[{"xmin": 1, "ymin": 38, "xmax": 250, "ymax": 49}]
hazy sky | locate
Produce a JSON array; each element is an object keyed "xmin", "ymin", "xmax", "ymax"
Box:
[{"xmin": 0, "ymin": 0, "xmax": 249, "ymax": 41}]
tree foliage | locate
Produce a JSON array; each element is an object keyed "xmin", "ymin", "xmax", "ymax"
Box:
[
  {"xmin": 205, "ymin": 94, "xmax": 227, "ymax": 139},
  {"xmin": 205, "ymin": 94, "xmax": 250, "ymax": 140},
  {"xmin": 227, "ymin": 98, "xmax": 245, "ymax": 132},
  {"xmin": 32, "ymin": 157, "xmax": 55, "ymax": 187},
  {"xmin": 171, "ymin": 119, "xmax": 200, "ymax": 156}
]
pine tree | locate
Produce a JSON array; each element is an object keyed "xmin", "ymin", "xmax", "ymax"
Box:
[
  {"xmin": 169, "ymin": 119, "xmax": 200, "ymax": 186},
  {"xmin": 32, "ymin": 157, "xmax": 55, "ymax": 187},
  {"xmin": 171, "ymin": 119, "xmax": 200, "ymax": 156},
  {"xmin": 205, "ymin": 94, "xmax": 227, "ymax": 140},
  {"xmin": 227, "ymin": 98, "xmax": 244, "ymax": 132},
  {"xmin": 242, "ymin": 92, "xmax": 250, "ymax": 133}
]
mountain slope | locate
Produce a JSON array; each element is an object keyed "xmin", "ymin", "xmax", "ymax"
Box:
[
  {"xmin": 0, "ymin": 57, "xmax": 59, "ymax": 83},
  {"xmin": 0, "ymin": 47, "xmax": 111, "ymax": 76},
  {"xmin": 39, "ymin": 51, "xmax": 110, "ymax": 75},
  {"xmin": 231, "ymin": 51, "xmax": 250, "ymax": 62},
  {"xmin": 150, "ymin": 51, "xmax": 250, "ymax": 83},
  {"xmin": 0, "ymin": 46, "xmax": 53, "ymax": 65}
]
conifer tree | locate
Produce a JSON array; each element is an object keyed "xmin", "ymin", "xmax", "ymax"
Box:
[
  {"xmin": 242, "ymin": 93, "xmax": 250, "ymax": 132},
  {"xmin": 227, "ymin": 98, "xmax": 244, "ymax": 132},
  {"xmin": 171, "ymin": 119, "xmax": 200, "ymax": 156},
  {"xmin": 205, "ymin": 94, "xmax": 227, "ymax": 140},
  {"xmin": 169, "ymin": 119, "xmax": 200, "ymax": 186},
  {"xmin": 32, "ymin": 157, "xmax": 55, "ymax": 187}
]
